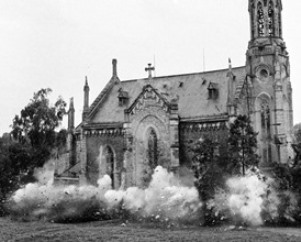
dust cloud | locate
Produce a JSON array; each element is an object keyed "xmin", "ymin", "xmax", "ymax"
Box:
[
  {"xmin": 9, "ymin": 163, "xmax": 202, "ymax": 223},
  {"xmin": 8, "ymin": 162, "xmax": 299, "ymax": 226}
]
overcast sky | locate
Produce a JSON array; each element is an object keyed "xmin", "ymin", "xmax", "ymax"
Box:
[{"xmin": 0, "ymin": 0, "xmax": 300, "ymax": 134}]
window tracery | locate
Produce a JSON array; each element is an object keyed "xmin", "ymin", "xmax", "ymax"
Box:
[
  {"xmin": 260, "ymin": 99, "xmax": 272, "ymax": 163},
  {"xmin": 147, "ymin": 128, "xmax": 158, "ymax": 169},
  {"xmin": 268, "ymin": 1, "xmax": 275, "ymax": 36},
  {"xmin": 257, "ymin": 2, "xmax": 265, "ymax": 37}
]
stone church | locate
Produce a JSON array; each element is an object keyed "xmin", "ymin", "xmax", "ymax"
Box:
[{"xmin": 55, "ymin": 0, "xmax": 294, "ymax": 188}]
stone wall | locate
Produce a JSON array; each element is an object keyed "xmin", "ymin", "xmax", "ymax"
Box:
[
  {"xmin": 127, "ymin": 106, "xmax": 171, "ymax": 187},
  {"xmin": 85, "ymin": 134, "xmax": 124, "ymax": 187},
  {"xmin": 179, "ymin": 121, "xmax": 228, "ymax": 166}
]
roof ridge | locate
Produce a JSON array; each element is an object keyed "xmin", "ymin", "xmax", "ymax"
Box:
[{"xmin": 120, "ymin": 66, "xmax": 246, "ymax": 83}]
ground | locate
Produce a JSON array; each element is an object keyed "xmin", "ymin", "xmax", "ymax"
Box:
[{"xmin": 0, "ymin": 217, "xmax": 301, "ymax": 242}]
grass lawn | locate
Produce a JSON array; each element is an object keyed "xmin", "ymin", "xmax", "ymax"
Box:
[{"xmin": 0, "ymin": 217, "xmax": 300, "ymax": 242}]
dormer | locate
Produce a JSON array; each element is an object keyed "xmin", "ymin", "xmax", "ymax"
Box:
[
  {"xmin": 207, "ymin": 82, "xmax": 219, "ymax": 100},
  {"xmin": 118, "ymin": 88, "xmax": 129, "ymax": 106}
]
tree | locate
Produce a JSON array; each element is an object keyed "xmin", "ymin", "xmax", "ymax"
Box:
[
  {"xmin": 228, "ymin": 115, "xmax": 259, "ymax": 176},
  {"xmin": 189, "ymin": 136, "xmax": 230, "ymax": 225},
  {"xmin": 9, "ymin": 88, "xmax": 67, "ymax": 183},
  {"xmin": 190, "ymin": 138, "xmax": 224, "ymax": 200},
  {"xmin": 11, "ymin": 88, "xmax": 67, "ymax": 170},
  {"xmin": 0, "ymin": 88, "xmax": 68, "ymax": 216}
]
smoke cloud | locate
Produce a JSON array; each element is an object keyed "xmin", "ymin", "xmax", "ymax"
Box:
[
  {"xmin": 7, "ymin": 161, "xmax": 300, "ymax": 226},
  {"xmin": 208, "ymin": 169, "xmax": 299, "ymax": 226},
  {"xmin": 8, "ymin": 164, "xmax": 202, "ymax": 223}
]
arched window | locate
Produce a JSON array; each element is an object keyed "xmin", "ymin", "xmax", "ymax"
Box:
[
  {"xmin": 147, "ymin": 128, "xmax": 158, "ymax": 169},
  {"xmin": 268, "ymin": 1, "xmax": 275, "ymax": 36},
  {"xmin": 260, "ymin": 99, "xmax": 272, "ymax": 162},
  {"xmin": 257, "ymin": 2, "xmax": 265, "ymax": 37},
  {"xmin": 104, "ymin": 146, "xmax": 115, "ymax": 188},
  {"xmin": 261, "ymin": 101, "xmax": 271, "ymax": 135}
]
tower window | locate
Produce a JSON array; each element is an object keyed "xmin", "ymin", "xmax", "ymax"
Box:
[
  {"xmin": 257, "ymin": 2, "xmax": 265, "ymax": 37},
  {"xmin": 268, "ymin": 1, "xmax": 275, "ymax": 36},
  {"xmin": 260, "ymin": 69, "xmax": 269, "ymax": 78},
  {"xmin": 260, "ymin": 100, "xmax": 272, "ymax": 163},
  {"xmin": 256, "ymin": 66, "xmax": 270, "ymax": 81}
]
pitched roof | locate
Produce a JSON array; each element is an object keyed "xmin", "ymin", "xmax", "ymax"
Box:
[
  {"xmin": 88, "ymin": 76, "xmax": 120, "ymax": 118},
  {"xmin": 87, "ymin": 66, "xmax": 246, "ymax": 124}
]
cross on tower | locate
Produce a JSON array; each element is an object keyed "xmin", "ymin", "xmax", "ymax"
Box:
[{"xmin": 145, "ymin": 63, "xmax": 155, "ymax": 78}]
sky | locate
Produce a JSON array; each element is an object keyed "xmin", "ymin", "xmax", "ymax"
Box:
[{"xmin": 0, "ymin": 0, "xmax": 300, "ymax": 134}]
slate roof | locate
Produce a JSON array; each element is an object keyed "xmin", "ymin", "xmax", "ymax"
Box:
[{"xmin": 87, "ymin": 66, "xmax": 246, "ymax": 124}]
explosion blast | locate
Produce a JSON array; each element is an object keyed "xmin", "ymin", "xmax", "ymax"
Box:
[
  {"xmin": 7, "ymin": 161, "xmax": 299, "ymax": 226},
  {"xmin": 8, "ymin": 163, "xmax": 202, "ymax": 223},
  {"xmin": 208, "ymin": 169, "xmax": 298, "ymax": 226}
]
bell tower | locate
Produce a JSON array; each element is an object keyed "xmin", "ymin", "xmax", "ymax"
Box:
[
  {"xmin": 249, "ymin": 0, "xmax": 282, "ymax": 40},
  {"xmin": 246, "ymin": 0, "xmax": 293, "ymax": 164}
]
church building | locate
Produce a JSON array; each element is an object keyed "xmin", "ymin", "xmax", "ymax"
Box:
[{"xmin": 55, "ymin": 0, "xmax": 294, "ymax": 187}]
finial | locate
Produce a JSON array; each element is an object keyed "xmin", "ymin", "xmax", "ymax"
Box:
[
  {"xmin": 69, "ymin": 97, "xmax": 75, "ymax": 111},
  {"xmin": 84, "ymin": 76, "xmax": 89, "ymax": 91},
  {"xmin": 145, "ymin": 63, "xmax": 155, "ymax": 78},
  {"xmin": 112, "ymin": 59, "xmax": 117, "ymax": 77},
  {"xmin": 227, "ymin": 58, "xmax": 234, "ymax": 78}
]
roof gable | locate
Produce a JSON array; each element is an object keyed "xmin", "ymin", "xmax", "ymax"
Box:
[
  {"xmin": 125, "ymin": 84, "xmax": 170, "ymax": 115},
  {"xmin": 88, "ymin": 76, "xmax": 120, "ymax": 120}
]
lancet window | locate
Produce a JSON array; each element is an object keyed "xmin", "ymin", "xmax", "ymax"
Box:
[
  {"xmin": 147, "ymin": 128, "xmax": 158, "ymax": 169},
  {"xmin": 105, "ymin": 146, "xmax": 115, "ymax": 188},
  {"xmin": 257, "ymin": 2, "xmax": 265, "ymax": 37},
  {"xmin": 268, "ymin": 1, "xmax": 275, "ymax": 36},
  {"xmin": 260, "ymin": 99, "xmax": 272, "ymax": 162}
]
